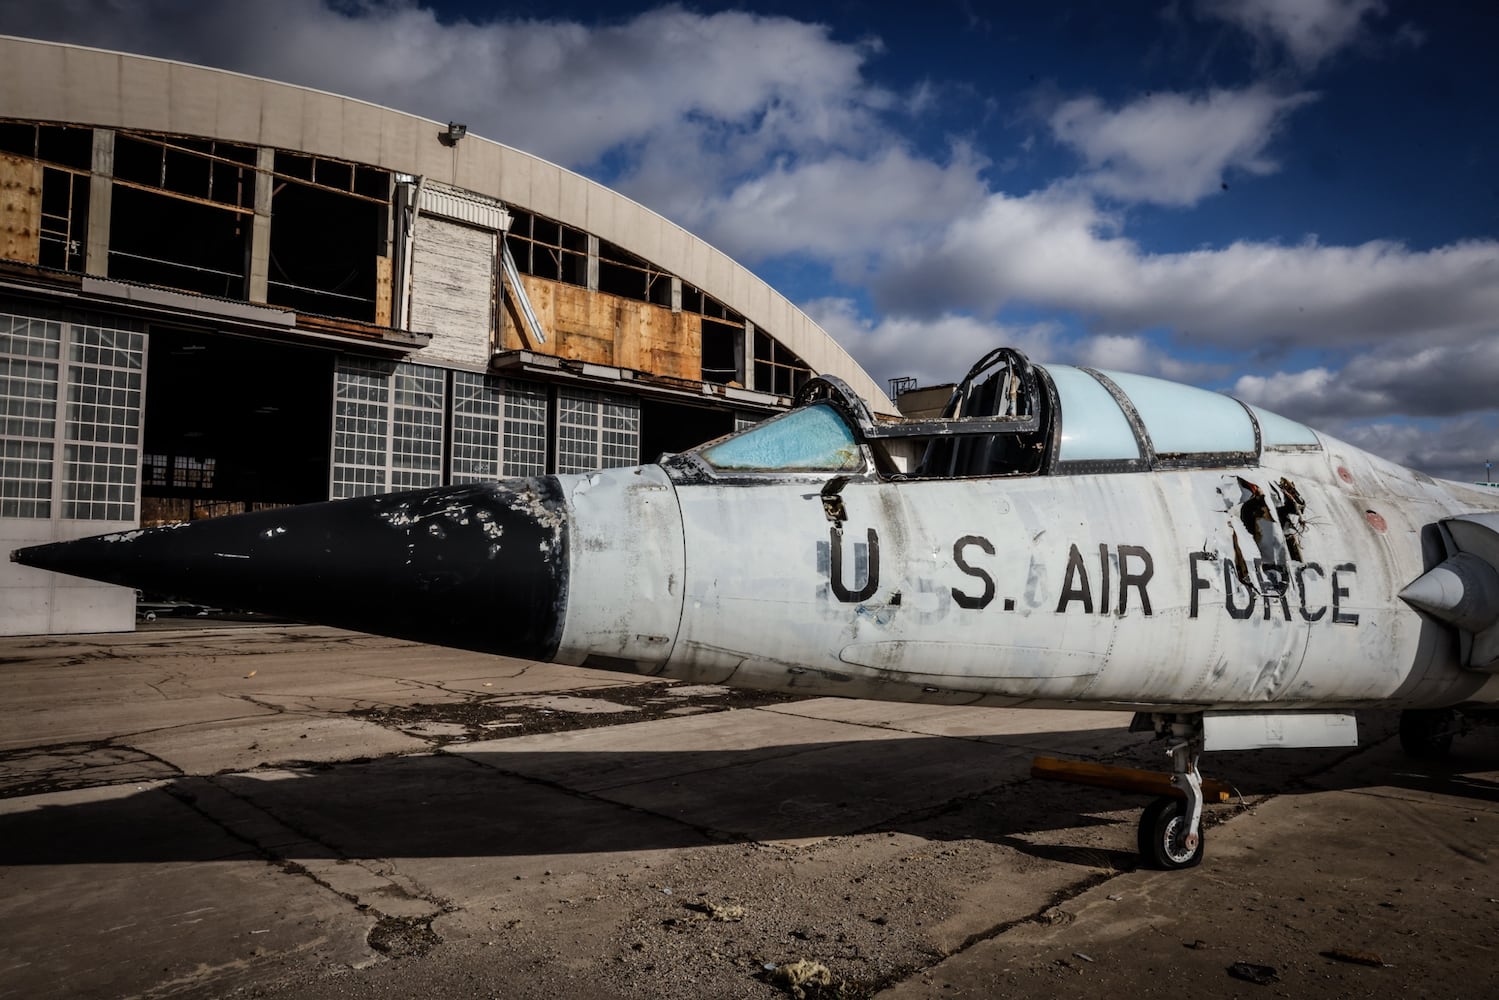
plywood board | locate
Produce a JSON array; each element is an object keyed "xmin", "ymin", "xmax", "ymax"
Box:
[
  {"xmin": 374, "ymin": 253, "xmax": 392, "ymax": 327},
  {"xmin": 0, "ymin": 153, "xmax": 41, "ymax": 265},
  {"xmin": 505, "ymin": 274, "xmax": 703, "ymax": 382}
]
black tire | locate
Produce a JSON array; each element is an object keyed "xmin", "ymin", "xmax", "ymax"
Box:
[
  {"xmin": 1399, "ymin": 708, "xmax": 1455, "ymax": 760},
  {"xmin": 1137, "ymin": 797, "xmax": 1205, "ymax": 870}
]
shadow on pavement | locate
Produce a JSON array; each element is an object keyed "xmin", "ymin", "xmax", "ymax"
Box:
[{"xmin": 7, "ymin": 712, "xmax": 1497, "ymax": 869}]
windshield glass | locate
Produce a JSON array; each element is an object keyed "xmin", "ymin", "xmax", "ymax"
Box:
[{"xmin": 696, "ymin": 402, "xmax": 864, "ymax": 472}]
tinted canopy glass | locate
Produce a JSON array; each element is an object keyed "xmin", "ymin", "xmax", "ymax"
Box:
[
  {"xmin": 1044, "ymin": 364, "xmax": 1142, "ymax": 463},
  {"xmin": 1248, "ymin": 403, "xmax": 1320, "ymax": 447},
  {"xmin": 1102, "ymin": 369, "xmax": 1256, "ymax": 456}
]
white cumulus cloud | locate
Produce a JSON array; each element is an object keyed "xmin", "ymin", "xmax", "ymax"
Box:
[
  {"xmin": 802, "ymin": 297, "xmax": 1061, "ymax": 391},
  {"xmin": 1233, "ymin": 339, "xmax": 1499, "ymax": 422},
  {"xmin": 1048, "ymin": 87, "xmax": 1318, "ymax": 206},
  {"xmin": 1197, "ymin": 0, "xmax": 1387, "ymax": 70},
  {"xmin": 872, "ymin": 193, "xmax": 1499, "ymax": 355}
]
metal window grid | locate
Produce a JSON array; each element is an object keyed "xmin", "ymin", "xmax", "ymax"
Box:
[
  {"xmin": 556, "ymin": 388, "xmax": 639, "ymax": 475},
  {"xmin": 331, "ymin": 358, "xmax": 391, "ymax": 498},
  {"xmin": 61, "ymin": 324, "xmax": 143, "ymax": 520},
  {"xmin": 0, "ymin": 313, "xmax": 61, "ymax": 518},
  {"xmin": 391, "ymin": 362, "xmax": 445, "ymax": 491}
]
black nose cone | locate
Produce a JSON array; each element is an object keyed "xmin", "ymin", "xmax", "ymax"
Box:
[{"xmin": 12, "ymin": 479, "xmax": 569, "ymax": 659}]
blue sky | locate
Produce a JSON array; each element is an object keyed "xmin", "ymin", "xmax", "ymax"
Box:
[{"xmin": 3, "ymin": 1, "xmax": 1497, "ymax": 480}]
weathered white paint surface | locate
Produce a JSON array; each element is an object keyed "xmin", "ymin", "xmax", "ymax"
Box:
[
  {"xmin": 554, "ymin": 435, "xmax": 1499, "ymax": 713},
  {"xmin": 555, "ymin": 465, "xmax": 685, "ymax": 673}
]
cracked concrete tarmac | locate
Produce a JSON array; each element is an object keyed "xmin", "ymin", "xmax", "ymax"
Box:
[{"xmin": 2, "ymin": 623, "xmax": 1497, "ymax": 999}]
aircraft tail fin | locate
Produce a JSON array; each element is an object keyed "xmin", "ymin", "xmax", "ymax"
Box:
[{"xmin": 1401, "ymin": 512, "xmax": 1499, "ymax": 670}]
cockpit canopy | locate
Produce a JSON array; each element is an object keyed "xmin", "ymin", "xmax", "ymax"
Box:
[{"xmin": 669, "ymin": 347, "xmax": 1320, "ymax": 481}]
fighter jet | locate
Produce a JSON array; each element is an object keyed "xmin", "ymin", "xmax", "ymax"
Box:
[{"xmin": 13, "ymin": 347, "xmax": 1499, "ymax": 869}]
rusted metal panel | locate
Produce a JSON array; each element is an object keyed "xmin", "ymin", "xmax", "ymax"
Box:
[{"xmin": 0, "ymin": 153, "xmax": 42, "ymax": 265}]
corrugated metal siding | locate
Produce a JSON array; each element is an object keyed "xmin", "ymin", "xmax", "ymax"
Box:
[
  {"xmin": 409, "ymin": 215, "xmax": 495, "ymax": 367},
  {"xmin": 418, "ymin": 183, "xmax": 507, "ymax": 231}
]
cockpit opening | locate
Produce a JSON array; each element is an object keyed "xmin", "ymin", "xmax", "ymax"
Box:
[
  {"xmin": 909, "ymin": 348, "xmax": 1050, "ymax": 478},
  {"xmin": 664, "ymin": 346, "xmax": 1320, "ymax": 484}
]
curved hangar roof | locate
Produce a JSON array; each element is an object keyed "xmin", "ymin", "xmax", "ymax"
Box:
[{"xmin": 0, "ymin": 34, "xmax": 894, "ymax": 413}]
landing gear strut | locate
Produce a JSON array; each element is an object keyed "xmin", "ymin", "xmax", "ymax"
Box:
[{"xmin": 1137, "ymin": 715, "xmax": 1206, "ymax": 870}]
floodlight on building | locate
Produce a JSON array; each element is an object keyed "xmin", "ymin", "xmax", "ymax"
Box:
[{"xmin": 446, "ymin": 121, "xmax": 468, "ymax": 143}]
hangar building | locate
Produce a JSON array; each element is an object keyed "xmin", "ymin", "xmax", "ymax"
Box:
[{"xmin": 0, "ymin": 35, "xmax": 892, "ymax": 636}]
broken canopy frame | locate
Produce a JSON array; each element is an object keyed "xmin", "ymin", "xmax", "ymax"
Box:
[{"xmin": 795, "ymin": 346, "xmax": 1054, "ymax": 480}]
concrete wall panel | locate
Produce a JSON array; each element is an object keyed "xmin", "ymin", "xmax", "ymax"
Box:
[
  {"xmin": 61, "ymin": 48, "xmax": 123, "ymax": 125},
  {"xmin": 561, "ymin": 171, "xmax": 589, "ymax": 229},
  {"xmin": 495, "ymin": 148, "xmax": 531, "ymax": 207},
  {"xmin": 256, "ymin": 83, "xmax": 305, "ymax": 150},
  {"xmin": 301, "ymin": 95, "xmax": 349, "ymax": 162},
  {"xmin": 212, "ymin": 70, "xmax": 262, "ymax": 140},
  {"xmin": 528, "ymin": 161, "xmax": 562, "ymax": 221},
  {"xmin": 120, "ymin": 55, "xmax": 170, "ymax": 133},
  {"xmin": 166, "ymin": 63, "xmax": 219, "ymax": 134},
  {"xmin": 455, "ymin": 138, "xmax": 503, "ymax": 195}
]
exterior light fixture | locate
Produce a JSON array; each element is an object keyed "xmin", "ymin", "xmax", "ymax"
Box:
[{"xmin": 445, "ymin": 121, "xmax": 468, "ymax": 144}]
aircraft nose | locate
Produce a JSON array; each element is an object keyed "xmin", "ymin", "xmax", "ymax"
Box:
[{"xmin": 10, "ymin": 479, "xmax": 570, "ymax": 659}]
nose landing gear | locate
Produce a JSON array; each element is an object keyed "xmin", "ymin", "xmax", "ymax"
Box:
[{"xmin": 1137, "ymin": 717, "xmax": 1207, "ymax": 869}]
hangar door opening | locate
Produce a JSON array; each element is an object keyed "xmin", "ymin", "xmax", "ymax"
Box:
[
  {"xmin": 141, "ymin": 328, "xmax": 333, "ymax": 524},
  {"xmin": 638, "ymin": 398, "xmax": 737, "ymax": 464}
]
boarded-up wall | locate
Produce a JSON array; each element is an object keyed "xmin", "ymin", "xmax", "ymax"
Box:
[
  {"xmin": 503, "ymin": 274, "xmax": 701, "ymax": 381},
  {"xmin": 374, "ymin": 254, "xmax": 392, "ymax": 327},
  {"xmin": 0, "ymin": 153, "xmax": 41, "ymax": 265},
  {"xmin": 409, "ymin": 214, "xmax": 495, "ymax": 367}
]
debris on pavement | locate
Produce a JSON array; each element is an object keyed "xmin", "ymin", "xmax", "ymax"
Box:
[
  {"xmin": 1226, "ymin": 962, "xmax": 1279, "ymax": 985},
  {"xmin": 1322, "ymin": 948, "xmax": 1389, "ymax": 967},
  {"xmin": 767, "ymin": 958, "xmax": 837, "ymax": 999},
  {"xmin": 684, "ymin": 900, "xmax": 746, "ymax": 922}
]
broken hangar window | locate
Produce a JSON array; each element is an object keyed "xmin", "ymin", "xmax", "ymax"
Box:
[
  {"xmin": 701, "ymin": 317, "xmax": 744, "ymax": 386},
  {"xmin": 266, "ymin": 152, "xmax": 389, "ymax": 321},
  {"xmin": 502, "ymin": 208, "xmax": 587, "ymax": 287},
  {"xmin": 0, "ymin": 121, "xmax": 94, "ymax": 273},
  {"xmin": 107, "ymin": 134, "xmax": 257, "ymax": 298},
  {"xmin": 597, "ymin": 239, "xmax": 673, "ymax": 306},
  {"xmin": 753, "ymin": 328, "xmax": 811, "ymax": 397}
]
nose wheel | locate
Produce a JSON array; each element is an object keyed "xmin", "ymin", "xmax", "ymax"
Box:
[
  {"xmin": 1138, "ymin": 715, "xmax": 1207, "ymax": 870},
  {"xmin": 1138, "ymin": 797, "xmax": 1205, "ymax": 869}
]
